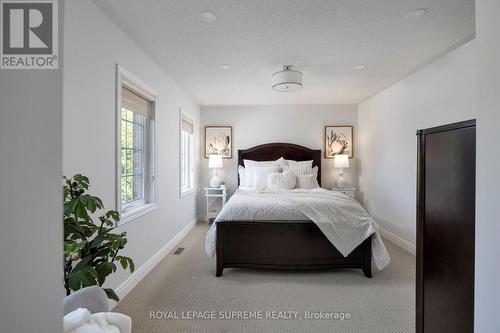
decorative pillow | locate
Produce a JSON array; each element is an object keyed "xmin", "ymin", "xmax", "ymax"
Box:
[
  {"xmin": 296, "ymin": 174, "xmax": 320, "ymax": 189},
  {"xmin": 283, "ymin": 160, "xmax": 314, "ymax": 175},
  {"xmin": 276, "ymin": 157, "xmax": 287, "ymax": 167},
  {"xmin": 238, "ymin": 166, "xmax": 246, "ymax": 185},
  {"xmin": 244, "ymin": 159, "xmax": 280, "ymax": 187},
  {"xmin": 268, "ymin": 171, "xmax": 296, "ymax": 190},
  {"xmin": 252, "ymin": 166, "xmax": 280, "ymax": 189}
]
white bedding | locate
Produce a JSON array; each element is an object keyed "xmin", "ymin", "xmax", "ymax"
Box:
[{"xmin": 205, "ymin": 188, "xmax": 390, "ymax": 270}]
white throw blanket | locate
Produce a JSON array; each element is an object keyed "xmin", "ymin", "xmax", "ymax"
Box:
[
  {"xmin": 64, "ymin": 308, "xmax": 131, "ymax": 333},
  {"xmin": 206, "ymin": 188, "xmax": 390, "ymax": 270}
]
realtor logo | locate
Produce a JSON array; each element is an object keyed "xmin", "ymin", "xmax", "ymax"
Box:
[{"xmin": 1, "ymin": 0, "xmax": 58, "ymax": 69}]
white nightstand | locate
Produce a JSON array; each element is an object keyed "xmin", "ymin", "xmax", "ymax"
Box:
[
  {"xmin": 331, "ymin": 187, "xmax": 356, "ymax": 199},
  {"xmin": 204, "ymin": 187, "xmax": 227, "ymax": 224}
]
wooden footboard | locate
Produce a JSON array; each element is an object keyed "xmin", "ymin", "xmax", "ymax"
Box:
[{"xmin": 215, "ymin": 220, "xmax": 372, "ymax": 278}]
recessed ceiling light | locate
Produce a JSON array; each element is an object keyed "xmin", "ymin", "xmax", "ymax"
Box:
[
  {"xmin": 406, "ymin": 8, "xmax": 428, "ymax": 20},
  {"xmin": 220, "ymin": 64, "xmax": 231, "ymax": 70},
  {"xmin": 354, "ymin": 64, "xmax": 366, "ymax": 70},
  {"xmin": 201, "ymin": 11, "xmax": 217, "ymax": 23}
]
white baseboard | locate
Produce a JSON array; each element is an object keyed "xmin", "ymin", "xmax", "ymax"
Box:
[
  {"xmin": 113, "ymin": 217, "xmax": 198, "ymax": 305},
  {"xmin": 378, "ymin": 226, "xmax": 416, "ymax": 255}
]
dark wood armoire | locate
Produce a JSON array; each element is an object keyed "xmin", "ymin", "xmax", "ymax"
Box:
[{"xmin": 416, "ymin": 120, "xmax": 476, "ymax": 333}]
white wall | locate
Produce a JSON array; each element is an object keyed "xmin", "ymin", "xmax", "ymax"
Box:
[
  {"xmin": 475, "ymin": 1, "xmax": 500, "ymax": 331},
  {"xmin": 357, "ymin": 40, "xmax": 476, "ymax": 246},
  {"xmin": 0, "ymin": 3, "xmax": 64, "ymax": 333},
  {"xmin": 199, "ymin": 105, "xmax": 358, "ymax": 216},
  {"xmin": 63, "ymin": 0, "xmax": 200, "ymax": 296}
]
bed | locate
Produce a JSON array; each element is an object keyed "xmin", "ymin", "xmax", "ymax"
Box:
[{"xmin": 206, "ymin": 143, "xmax": 388, "ymax": 278}]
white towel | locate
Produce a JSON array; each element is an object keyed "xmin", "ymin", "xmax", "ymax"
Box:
[{"xmin": 64, "ymin": 308, "xmax": 132, "ymax": 333}]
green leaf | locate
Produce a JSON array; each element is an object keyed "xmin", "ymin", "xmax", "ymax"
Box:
[
  {"xmin": 74, "ymin": 174, "xmax": 90, "ymax": 189},
  {"xmin": 118, "ymin": 256, "xmax": 128, "ymax": 270},
  {"xmin": 127, "ymin": 257, "xmax": 135, "ymax": 273},
  {"xmin": 81, "ymin": 267, "xmax": 98, "ymax": 287},
  {"xmin": 72, "ymin": 256, "xmax": 92, "ymax": 272},
  {"xmin": 67, "ymin": 266, "xmax": 98, "ymax": 291},
  {"xmin": 87, "ymin": 197, "xmax": 96, "ymax": 213},
  {"xmin": 75, "ymin": 201, "xmax": 87, "ymax": 219},
  {"xmin": 103, "ymin": 288, "xmax": 120, "ymax": 302},
  {"xmin": 68, "ymin": 271, "xmax": 83, "ymax": 291},
  {"xmin": 64, "ymin": 197, "xmax": 80, "ymax": 216},
  {"xmin": 94, "ymin": 197, "xmax": 104, "ymax": 209},
  {"xmin": 89, "ymin": 233, "xmax": 106, "ymax": 249},
  {"xmin": 95, "ymin": 262, "xmax": 115, "ymax": 285}
]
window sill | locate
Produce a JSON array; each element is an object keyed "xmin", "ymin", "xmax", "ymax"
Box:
[
  {"xmin": 119, "ymin": 203, "xmax": 157, "ymax": 226},
  {"xmin": 180, "ymin": 188, "xmax": 195, "ymax": 198}
]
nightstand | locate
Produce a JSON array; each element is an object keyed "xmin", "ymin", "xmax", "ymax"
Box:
[
  {"xmin": 331, "ymin": 187, "xmax": 356, "ymax": 199},
  {"xmin": 204, "ymin": 187, "xmax": 227, "ymax": 224}
]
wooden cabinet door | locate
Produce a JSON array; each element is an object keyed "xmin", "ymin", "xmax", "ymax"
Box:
[{"xmin": 417, "ymin": 120, "xmax": 475, "ymax": 333}]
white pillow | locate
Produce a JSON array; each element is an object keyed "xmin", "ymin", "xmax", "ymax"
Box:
[
  {"xmin": 296, "ymin": 174, "xmax": 320, "ymax": 189},
  {"xmin": 283, "ymin": 160, "xmax": 314, "ymax": 175},
  {"xmin": 238, "ymin": 166, "xmax": 246, "ymax": 185},
  {"xmin": 311, "ymin": 165, "xmax": 318, "ymax": 178},
  {"xmin": 252, "ymin": 166, "xmax": 280, "ymax": 189},
  {"xmin": 244, "ymin": 159, "xmax": 280, "ymax": 187},
  {"xmin": 276, "ymin": 157, "xmax": 287, "ymax": 167},
  {"xmin": 268, "ymin": 171, "xmax": 296, "ymax": 190}
]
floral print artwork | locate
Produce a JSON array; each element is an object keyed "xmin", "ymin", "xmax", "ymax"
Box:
[
  {"xmin": 325, "ymin": 126, "xmax": 353, "ymax": 158},
  {"xmin": 205, "ymin": 126, "xmax": 232, "ymax": 158}
]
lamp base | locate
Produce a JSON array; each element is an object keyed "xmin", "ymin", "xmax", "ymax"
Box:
[
  {"xmin": 210, "ymin": 175, "xmax": 220, "ymax": 188},
  {"xmin": 336, "ymin": 172, "xmax": 348, "ymax": 188}
]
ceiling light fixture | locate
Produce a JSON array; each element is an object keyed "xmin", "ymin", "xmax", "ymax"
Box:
[
  {"xmin": 220, "ymin": 64, "xmax": 231, "ymax": 70},
  {"xmin": 201, "ymin": 10, "xmax": 217, "ymax": 23},
  {"xmin": 272, "ymin": 65, "xmax": 303, "ymax": 92},
  {"xmin": 406, "ymin": 8, "xmax": 428, "ymax": 20},
  {"xmin": 354, "ymin": 64, "xmax": 366, "ymax": 70}
]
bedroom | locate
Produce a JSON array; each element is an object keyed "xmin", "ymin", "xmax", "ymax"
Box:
[{"xmin": 0, "ymin": 0, "xmax": 499, "ymax": 332}]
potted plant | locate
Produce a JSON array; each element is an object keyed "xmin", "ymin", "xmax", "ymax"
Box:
[{"xmin": 63, "ymin": 174, "xmax": 135, "ymax": 301}]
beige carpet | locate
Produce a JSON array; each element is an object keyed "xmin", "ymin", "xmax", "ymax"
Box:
[{"xmin": 115, "ymin": 223, "xmax": 415, "ymax": 333}]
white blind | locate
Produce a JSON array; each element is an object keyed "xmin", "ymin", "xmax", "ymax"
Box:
[
  {"xmin": 181, "ymin": 116, "xmax": 194, "ymax": 134},
  {"xmin": 121, "ymin": 86, "xmax": 150, "ymax": 118}
]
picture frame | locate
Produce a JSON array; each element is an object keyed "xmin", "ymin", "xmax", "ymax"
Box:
[
  {"xmin": 205, "ymin": 126, "xmax": 232, "ymax": 158},
  {"xmin": 324, "ymin": 126, "xmax": 353, "ymax": 158}
]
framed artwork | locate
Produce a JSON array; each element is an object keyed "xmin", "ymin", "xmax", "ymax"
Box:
[
  {"xmin": 324, "ymin": 126, "xmax": 353, "ymax": 158},
  {"xmin": 205, "ymin": 126, "xmax": 232, "ymax": 158}
]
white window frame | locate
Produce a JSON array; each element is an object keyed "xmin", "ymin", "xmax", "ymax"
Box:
[
  {"xmin": 116, "ymin": 65, "xmax": 158, "ymax": 225},
  {"xmin": 179, "ymin": 108, "xmax": 195, "ymax": 197}
]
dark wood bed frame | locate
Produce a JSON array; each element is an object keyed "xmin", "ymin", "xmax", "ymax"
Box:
[{"xmin": 215, "ymin": 143, "xmax": 372, "ymax": 278}]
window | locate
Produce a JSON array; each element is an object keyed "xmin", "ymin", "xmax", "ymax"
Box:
[
  {"xmin": 180, "ymin": 111, "xmax": 195, "ymax": 196},
  {"xmin": 117, "ymin": 66, "xmax": 157, "ymax": 224}
]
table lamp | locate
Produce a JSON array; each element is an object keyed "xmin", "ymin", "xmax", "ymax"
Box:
[
  {"xmin": 333, "ymin": 154, "xmax": 349, "ymax": 188},
  {"xmin": 208, "ymin": 155, "xmax": 223, "ymax": 187}
]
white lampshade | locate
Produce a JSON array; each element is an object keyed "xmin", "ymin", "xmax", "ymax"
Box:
[
  {"xmin": 333, "ymin": 154, "xmax": 349, "ymax": 168},
  {"xmin": 208, "ymin": 155, "xmax": 223, "ymax": 168},
  {"xmin": 272, "ymin": 65, "xmax": 303, "ymax": 92}
]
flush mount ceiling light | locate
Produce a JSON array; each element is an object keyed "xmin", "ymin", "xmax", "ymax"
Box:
[
  {"xmin": 201, "ymin": 10, "xmax": 217, "ymax": 23},
  {"xmin": 406, "ymin": 8, "xmax": 428, "ymax": 19},
  {"xmin": 272, "ymin": 65, "xmax": 303, "ymax": 92},
  {"xmin": 354, "ymin": 64, "xmax": 366, "ymax": 70},
  {"xmin": 220, "ymin": 64, "xmax": 231, "ymax": 70}
]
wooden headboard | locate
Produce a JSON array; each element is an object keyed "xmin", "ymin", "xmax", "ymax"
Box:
[{"xmin": 238, "ymin": 143, "xmax": 321, "ymax": 186}]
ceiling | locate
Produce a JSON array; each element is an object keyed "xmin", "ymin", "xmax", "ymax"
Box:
[{"xmin": 93, "ymin": 0, "xmax": 475, "ymax": 106}]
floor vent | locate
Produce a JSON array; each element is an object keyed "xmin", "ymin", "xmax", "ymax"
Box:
[{"xmin": 173, "ymin": 247, "xmax": 185, "ymax": 255}]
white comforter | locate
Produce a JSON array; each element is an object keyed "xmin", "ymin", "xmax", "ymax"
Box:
[{"xmin": 205, "ymin": 188, "xmax": 390, "ymax": 270}]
